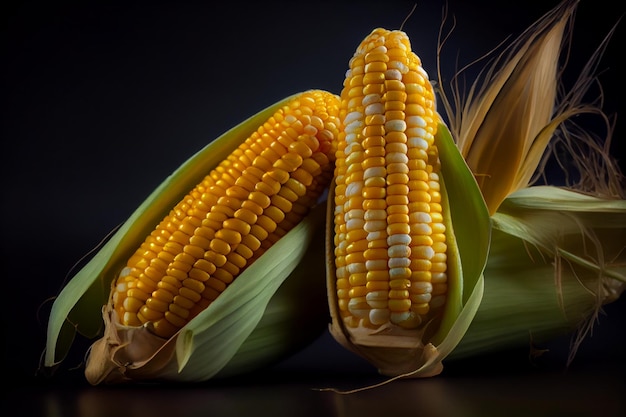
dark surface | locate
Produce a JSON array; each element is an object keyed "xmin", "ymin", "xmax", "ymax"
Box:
[
  {"xmin": 9, "ymin": 327, "xmax": 626, "ymax": 417},
  {"xmin": 3, "ymin": 1, "xmax": 625, "ymax": 416}
]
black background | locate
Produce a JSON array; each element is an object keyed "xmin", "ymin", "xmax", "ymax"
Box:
[{"xmin": 3, "ymin": 0, "xmax": 625, "ymax": 415}]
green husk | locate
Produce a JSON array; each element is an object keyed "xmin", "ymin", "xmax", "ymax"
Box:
[
  {"xmin": 84, "ymin": 203, "xmax": 328, "ymax": 383},
  {"xmin": 43, "ymin": 91, "xmax": 331, "ymax": 382},
  {"xmin": 451, "ymin": 186, "xmax": 626, "ymax": 361},
  {"xmin": 436, "ymin": 0, "xmax": 625, "ymax": 364}
]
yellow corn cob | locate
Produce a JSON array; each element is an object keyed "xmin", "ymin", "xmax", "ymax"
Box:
[
  {"xmin": 112, "ymin": 90, "xmax": 339, "ymax": 338},
  {"xmin": 333, "ymin": 28, "xmax": 447, "ymax": 337}
]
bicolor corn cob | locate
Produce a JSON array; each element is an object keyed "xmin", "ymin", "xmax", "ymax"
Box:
[
  {"xmin": 333, "ymin": 28, "xmax": 447, "ymax": 333},
  {"xmin": 113, "ymin": 90, "xmax": 340, "ymax": 338}
]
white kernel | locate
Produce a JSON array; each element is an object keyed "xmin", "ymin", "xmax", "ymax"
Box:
[
  {"xmin": 366, "ymin": 291, "xmax": 388, "ymax": 301},
  {"xmin": 417, "ymin": 65, "xmax": 430, "ymax": 80},
  {"xmin": 348, "ymin": 298, "xmax": 370, "ymax": 318},
  {"xmin": 411, "ymin": 223, "xmax": 432, "ymax": 235},
  {"xmin": 388, "ymin": 244, "xmax": 411, "ymax": 258},
  {"xmin": 346, "ymin": 218, "xmax": 365, "ymax": 231},
  {"xmin": 384, "ymin": 69, "xmax": 403, "ymax": 80},
  {"xmin": 369, "ymin": 309, "xmax": 390, "ymax": 325},
  {"xmin": 364, "ymin": 220, "xmax": 387, "ymax": 232},
  {"xmin": 387, "ymin": 233, "xmax": 411, "ymax": 246},
  {"xmin": 346, "ymin": 119, "xmax": 364, "ymax": 133},
  {"xmin": 365, "ymin": 102, "xmax": 384, "ymax": 116},
  {"xmin": 389, "ymin": 267, "xmax": 410, "ymax": 279},
  {"xmin": 345, "ymin": 181, "xmax": 362, "ymax": 197},
  {"xmin": 406, "ymin": 115, "xmax": 427, "ymax": 128},
  {"xmin": 363, "ymin": 93, "xmax": 382, "ymax": 106},
  {"xmin": 390, "ymin": 311, "xmax": 413, "ymax": 324},
  {"xmin": 344, "ymin": 141, "xmax": 361, "ymax": 155},
  {"xmin": 388, "ymin": 257, "xmax": 411, "ymax": 268},
  {"xmin": 345, "ymin": 132, "xmax": 359, "ymax": 144},
  {"xmin": 346, "ymin": 209, "xmax": 364, "ymax": 220},
  {"xmin": 344, "ymin": 111, "xmax": 362, "ymax": 125},
  {"xmin": 367, "ymin": 230, "xmax": 386, "ymax": 241},
  {"xmin": 407, "ymin": 136, "xmax": 429, "ymax": 149},
  {"xmin": 385, "ymin": 120, "xmax": 407, "ymax": 132},
  {"xmin": 119, "ymin": 267, "xmax": 132, "ymax": 278},
  {"xmin": 347, "ymin": 263, "xmax": 367, "ymax": 274},
  {"xmin": 410, "ymin": 281, "xmax": 433, "ymax": 293},
  {"xmin": 363, "ymin": 166, "xmax": 386, "ymax": 179},
  {"xmin": 409, "ymin": 212, "xmax": 432, "ymax": 223},
  {"xmin": 386, "ymin": 152, "xmax": 408, "ymax": 164},
  {"xmin": 335, "ymin": 266, "xmax": 348, "ymax": 279},
  {"xmin": 388, "ymin": 60, "xmax": 409, "ymax": 73},
  {"xmin": 364, "ymin": 209, "xmax": 387, "ymax": 220},
  {"xmin": 366, "ymin": 259, "xmax": 389, "ymax": 270}
]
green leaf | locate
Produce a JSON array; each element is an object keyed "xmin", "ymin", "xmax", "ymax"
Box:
[
  {"xmin": 451, "ymin": 187, "xmax": 625, "ymax": 359},
  {"xmin": 430, "ymin": 122, "xmax": 491, "ymax": 345},
  {"xmin": 175, "ymin": 204, "xmax": 327, "ymax": 381}
]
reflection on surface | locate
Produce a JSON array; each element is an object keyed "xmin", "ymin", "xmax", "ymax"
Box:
[
  {"xmin": 17, "ymin": 328, "xmax": 626, "ymax": 417},
  {"xmin": 23, "ymin": 364, "xmax": 625, "ymax": 417}
]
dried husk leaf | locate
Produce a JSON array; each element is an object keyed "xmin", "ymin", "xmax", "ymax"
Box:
[
  {"xmin": 43, "ymin": 91, "xmax": 331, "ymax": 382},
  {"xmin": 438, "ymin": 0, "xmax": 582, "ymax": 215},
  {"xmin": 326, "ymin": 123, "xmax": 490, "ymax": 380}
]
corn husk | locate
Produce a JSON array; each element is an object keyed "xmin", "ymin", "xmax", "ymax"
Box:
[
  {"xmin": 326, "ymin": 122, "xmax": 491, "ymax": 379},
  {"xmin": 436, "ymin": 0, "xmax": 615, "ymax": 215},
  {"xmin": 437, "ymin": 0, "xmax": 625, "ymax": 363},
  {"xmin": 43, "ymin": 92, "xmax": 331, "ymax": 383},
  {"xmin": 450, "ymin": 186, "xmax": 626, "ymax": 361}
]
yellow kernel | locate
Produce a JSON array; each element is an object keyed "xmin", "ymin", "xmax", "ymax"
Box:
[
  {"xmin": 367, "ymin": 270, "xmax": 390, "ymax": 281},
  {"xmin": 388, "ymin": 299, "xmax": 411, "ymax": 312},
  {"xmin": 348, "ymin": 273, "xmax": 367, "ymax": 286},
  {"xmin": 213, "ymin": 268, "xmax": 234, "ymax": 284},
  {"xmin": 366, "ymin": 280, "xmax": 389, "ymax": 291},
  {"xmin": 363, "ymin": 187, "xmax": 386, "ymax": 199},
  {"xmin": 145, "ymin": 297, "xmax": 168, "ymax": 313},
  {"xmin": 412, "ymin": 303, "xmax": 430, "ymax": 316},
  {"xmin": 215, "ymin": 228, "xmax": 242, "ymax": 246},
  {"xmin": 164, "ymin": 310, "xmax": 187, "ymax": 327},
  {"xmin": 209, "ymin": 239, "xmax": 231, "ymax": 255},
  {"xmin": 168, "ymin": 300, "xmax": 191, "ymax": 319},
  {"xmin": 206, "ymin": 277, "xmax": 226, "ymax": 293},
  {"xmin": 349, "ymin": 286, "xmax": 368, "ymax": 298}
]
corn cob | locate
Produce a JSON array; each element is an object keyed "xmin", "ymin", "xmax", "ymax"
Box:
[
  {"xmin": 44, "ymin": 90, "xmax": 341, "ymax": 383},
  {"xmin": 326, "ymin": 28, "xmax": 489, "ymax": 380},
  {"xmin": 334, "ymin": 28, "xmax": 447, "ymax": 337},
  {"xmin": 110, "ymin": 90, "xmax": 339, "ymax": 339}
]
